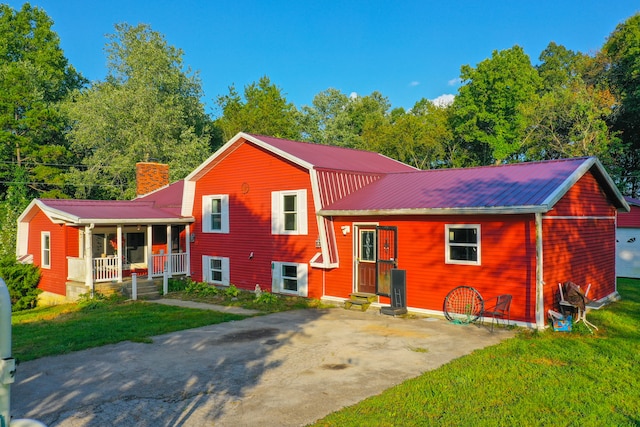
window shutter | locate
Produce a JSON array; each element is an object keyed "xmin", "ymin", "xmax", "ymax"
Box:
[
  {"xmin": 202, "ymin": 196, "xmax": 212, "ymax": 232},
  {"xmin": 297, "ymin": 263, "xmax": 308, "ymax": 297},
  {"xmin": 271, "ymin": 192, "xmax": 281, "ymax": 234},
  {"xmin": 221, "ymin": 257, "xmax": 230, "ymax": 286},
  {"xmin": 297, "ymin": 190, "xmax": 308, "ymax": 235},
  {"xmin": 202, "ymin": 256, "xmax": 210, "ymax": 282},
  {"xmin": 221, "ymin": 195, "xmax": 230, "ymax": 233},
  {"xmin": 271, "ymin": 261, "xmax": 281, "ymax": 292}
]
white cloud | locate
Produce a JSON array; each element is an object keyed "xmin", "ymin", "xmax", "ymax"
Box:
[
  {"xmin": 349, "ymin": 92, "xmax": 358, "ymax": 100},
  {"xmin": 431, "ymin": 94, "xmax": 455, "ymax": 107},
  {"xmin": 409, "ymin": 81, "xmax": 420, "ymax": 87},
  {"xmin": 448, "ymin": 77, "xmax": 462, "ymax": 86}
]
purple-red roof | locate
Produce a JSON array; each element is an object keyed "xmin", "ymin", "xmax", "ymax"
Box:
[
  {"xmin": 249, "ymin": 134, "xmax": 417, "ymax": 173},
  {"xmin": 34, "ymin": 180, "xmax": 188, "ymax": 224},
  {"xmin": 321, "ymin": 157, "xmax": 625, "ymax": 214}
]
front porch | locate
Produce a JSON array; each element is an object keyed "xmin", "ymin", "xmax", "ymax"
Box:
[{"xmin": 65, "ymin": 223, "xmax": 192, "ymax": 298}]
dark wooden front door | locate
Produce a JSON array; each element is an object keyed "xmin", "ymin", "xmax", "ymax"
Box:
[
  {"xmin": 356, "ymin": 226, "xmax": 398, "ymax": 295},
  {"xmin": 357, "ymin": 228, "xmax": 377, "ymax": 293}
]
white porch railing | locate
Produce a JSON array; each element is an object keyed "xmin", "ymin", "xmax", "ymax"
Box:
[
  {"xmin": 67, "ymin": 257, "xmax": 86, "ymax": 282},
  {"xmin": 93, "ymin": 257, "xmax": 119, "ymax": 282},
  {"xmin": 151, "ymin": 253, "xmax": 188, "ymax": 277}
]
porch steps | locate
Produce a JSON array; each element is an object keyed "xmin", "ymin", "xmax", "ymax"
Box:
[
  {"xmin": 121, "ymin": 278, "xmax": 162, "ymax": 300},
  {"xmin": 344, "ymin": 292, "xmax": 377, "ymax": 311}
]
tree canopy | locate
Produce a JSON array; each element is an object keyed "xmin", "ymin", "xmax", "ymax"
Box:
[{"xmin": 63, "ymin": 23, "xmax": 214, "ymax": 199}]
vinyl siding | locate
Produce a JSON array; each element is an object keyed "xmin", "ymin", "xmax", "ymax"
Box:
[
  {"xmin": 28, "ymin": 210, "xmax": 68, "ymax": 295},
  {"xmin": 326, "ymin": 214, "xmax": 538, "ymax": 324},
  {"xmin": 618, "ymin": 205, "xmax": 640, "ymax": 228},
  {"xmin": 546, "ymin": 171, "xmax": 617, "ymax": 217},
  {"xmin": 190, "ymin": 141, "xmax": 321, "ymax": 297}
]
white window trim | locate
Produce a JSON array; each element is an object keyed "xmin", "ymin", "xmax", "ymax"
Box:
[
  {"xmin": 445, "ymin": 224, "xmax": 481, "ymax": 265},
  {"xmin": 271, "ymin": 190, "xmax": 308, "ymax": 235},
  {"xmin": 202, "ymin": 255, "xmax": 230, "ymax": 286},
  {"xmin": 41, "ymin": 231, "xmax": 51, "ymax": 269},
  {"xmin": 202, "ymin": 195, "xmax": 229, "ymax": 233},
  {"xmin": 271, "ymin": 261, "xmax": 308, "ymax": 297}
]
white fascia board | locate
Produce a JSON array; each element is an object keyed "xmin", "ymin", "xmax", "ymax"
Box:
[
  {"xmin": 242, "ymin": 133, "xmax": 314, "ymax": 171},
  {"xmin": 73, "ymin": 217, "xmax": 194, "ymax": 225},
  {"xmin": 184, "ymin": 132, "xmax": 247, "ymax": 182},
  {"xmin": 181, "ymin": 179, "xmax": 196, "ymax": 217},
  {"xmin": 319, "ymin": 205, "xmax": 546, "ymax": 217}
]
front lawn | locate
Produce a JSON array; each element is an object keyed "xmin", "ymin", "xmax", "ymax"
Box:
[{"xmin": 313, "ymin": 278, "xmax": 640, "ymax": 426}]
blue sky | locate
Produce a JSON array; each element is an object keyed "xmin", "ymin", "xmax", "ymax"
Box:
[{"xmin": 6, "ymin": 1, "xmax": 640, "ymax": 114}]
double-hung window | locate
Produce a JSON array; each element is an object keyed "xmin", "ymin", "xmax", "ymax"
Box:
[
  {"xmin": 202, "ymin": 195, "xmax": 229, "ymax": 233},
  {"xmin": 271, "ymin": 190, "xmax": 307, "ymax": 235},
  {"xmin": 202, "ymin": 255, "xmax": 230, "ymax": 285},
  {"xmin": 445, "ymin": 224, "xmax": 481, "ymax": 265},
  {"xmin": 41, "ymin": 231, "xmax": 51, "ymax": 269},
  {"xmin": 272, "ymin": 261, "xmax": 308, "ymax": 296}
]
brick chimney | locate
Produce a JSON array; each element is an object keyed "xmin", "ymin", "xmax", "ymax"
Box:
[{"xmin": 136, "ymin": 162, "xmax": 169, "ymax": 196}]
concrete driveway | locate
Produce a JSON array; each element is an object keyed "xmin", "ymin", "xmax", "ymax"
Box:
[{"xmin": 12, "ymin": 306, "xmax": 514, "ymax": 426}]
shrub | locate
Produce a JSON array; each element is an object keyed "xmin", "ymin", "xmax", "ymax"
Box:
[
  {"xmin": 224, "ymin": 284, "xmax": 239, "ymax": 298},
  {"xmin": 185, "ymin": 280, "xmax": 219, "ymax": 297},
  {"xmin": 255, "ymin": 291, "xmax": 278, "ymax": 305},
  {"xmin": 0, "ymin": 256, "xmax": 41, "ymax": 311},
  {"xmin": 168, "ymin": 277, "xmax": 189, "ymax": 292}
]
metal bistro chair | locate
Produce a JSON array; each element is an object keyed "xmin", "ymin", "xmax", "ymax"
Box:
[
  {"xmin": 558, "ymin": 282, "xmax": 598, "ymax": 332},
  {"xmin": 483, "ymin": 294, "xmax": 512, "ymax": 331}
]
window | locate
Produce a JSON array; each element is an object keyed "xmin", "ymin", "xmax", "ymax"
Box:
[
  {"xmin": 202, "ymin": 195, "xmax": 229, "ymax": 233},
  {"xmin": 202, "ymin": 255, "xmax": 230, "ymax": 285},
  {"xmin": 359, "ymin": 230, "xmax": 376, "ymax": 262},
  {"xmin": 445, "ymin": 224, "xmax": 481, "ymax": 265},
  {"xmin": 271, "ymin": 190, "xmax": 307, "ymax": 235},
  {"xmin": 125, "ymin": 232, "xmax": 145, "ymax": 265},
  {"xmin": 272, "ymin": 261, "xmax": 308, "ymax": 296},
  {"xmin": 41, "ymin": 232, "xmax": 51, "ymax": 268}
]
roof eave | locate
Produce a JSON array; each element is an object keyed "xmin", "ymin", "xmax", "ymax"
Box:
[
  {"xmin": 319, "ymin": 205, "xmax": 547, "ymax": 217},
  {"xmin": 73, "ymin": 217, "xmax": 195, "ymax": 226}
]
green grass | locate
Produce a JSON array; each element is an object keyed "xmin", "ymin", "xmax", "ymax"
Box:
[
  {"xmin": 12, "ymin": 299, "xmax": 247, "ymax": 362},
  {"xmin": 313, "ymin": 278, "xmax": 640, "ymax": 426}
]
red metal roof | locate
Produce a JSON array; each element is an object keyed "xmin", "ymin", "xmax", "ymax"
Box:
[
  {"xmin": 247, "ymin": 134, "xmax": 417, "ymax": 173},
  {"xmin": 320, "ymin": 157, "xmax": 623, "ymax": 215},
  {"xmin": 36, "ymin": 180, "xmax": 188, "ymax": 224}
]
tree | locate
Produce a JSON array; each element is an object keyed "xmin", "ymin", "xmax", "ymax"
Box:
[
  {"xmin": 603, "ymin": 13, "xmax": 640, "ymax": 197},
  {"xmin": 0, "ymin": 3, "xmax": 85, "ymax": 198},
  {"xmin": 63, "ymin": 23, "xmax": 213, "ymax": 199},
  {"xmin": 451, "ymin": 46, "xmax": 541, "ymax": 165},
  {"xmin": 301, "ymin": 89, "xmax": 390, "ymax": 148},
  {"xmin": 0, "ymin": 166, "xmax": 30, "ymax": 260},
  {"xmin": 214, "ymin": 76, "xmax": 301, "ymax": 142}
]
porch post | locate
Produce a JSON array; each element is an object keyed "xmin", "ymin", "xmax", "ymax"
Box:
[
  {"xmin": 185, "ymin": 224, "xmax": 191, "ymax": 276},
  {"xmin": 84, "ymin": 224, "xmax": 94, "ymax": 292},
  {"xmin": 147, "ymin": 225, "xmax": 153, "ymax": 280},
  {"xmin": 166, "ymin": 224, "xmax": 173, "ymax": 275},
  {"xmin": 116, "ymin": 225, "xmax": 123, "ymax": 283},
  {"xmin": 535, "ymin": 213, "xmax": 545, "ymax": 330}
]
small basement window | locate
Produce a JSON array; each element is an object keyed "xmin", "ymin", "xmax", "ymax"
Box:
[{"xmin": 445, "ymin": 224, "xmax": 481, "ymax": 265}]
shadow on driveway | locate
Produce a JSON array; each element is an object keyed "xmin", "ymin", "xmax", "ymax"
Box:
[{"xmin": 12, "ymin": 308, "xmax": 513, "ymax": 426}]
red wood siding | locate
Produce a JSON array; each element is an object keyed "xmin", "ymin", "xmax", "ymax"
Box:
[
  {"xmin": 28, "ymin": 210, "xmax": 68, "ymax": 295},
  {"xmin": 542, "ymin": 218, "xmax": 616, "ymax": 307},
  {"xmin": 618, "ymin": 205, "xmax": 640, "ymax": 228},
  {"xmin": 547, "ymin": 171, "xmax": 617, "ymax": 217},
  {"xmin": 326, "ymin": 214, "xmax": 538, "ymax": 324},
  {"xmin": 191, "ymin": 141, "xmax": 322, "ymax": 297},
  {"xmin": 542, "ymin": 171, "xmax": 618, "ymax": 312}
]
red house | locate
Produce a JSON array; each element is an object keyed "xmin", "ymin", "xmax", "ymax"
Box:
[
  {"xmin": 18, "ymin": 133, "xmax": 630, "ymax": 328},
  {"xmin": 16, "ymin": 163, "xmax": 194, "ymax": 303}
]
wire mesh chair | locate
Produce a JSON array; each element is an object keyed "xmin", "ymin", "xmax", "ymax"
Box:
[{"xmin": 443, "ymin": 286, "xmax": 484, "ymax": 324}]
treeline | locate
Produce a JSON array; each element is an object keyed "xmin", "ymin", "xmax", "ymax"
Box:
[{"xmin": 1, "ymin": 3, "xmax": 640, "ymax": 258}]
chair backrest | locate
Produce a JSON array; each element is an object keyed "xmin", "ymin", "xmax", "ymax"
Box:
[
  {"xmin": 495, "ymin": 294, "xmax": 512, "ymax": 312},
  {"xmin": 558, "ymin": 283, "xmax": 566, "ymax": 301}
]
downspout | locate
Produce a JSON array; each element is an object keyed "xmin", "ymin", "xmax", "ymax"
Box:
[{"xmin": 535, "ymin": 213, "xmax": 545, "ymax": 329}]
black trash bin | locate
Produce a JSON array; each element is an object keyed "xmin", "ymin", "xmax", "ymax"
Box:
[{"xmin": 381, "ymin": 269, "xmax": 407, "ymax": 316}]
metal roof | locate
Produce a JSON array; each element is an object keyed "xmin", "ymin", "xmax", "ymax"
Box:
[
  {"xmin": 26, "ymin": 180, "xmax": 190, "ymax": 225},
  {"xmin": 249, "ymin": 134, "xmax": 418, "ymax": 173},
  {"xmin": 320, "ymin": 157, "xmax": 628, "ymax": 216}
]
